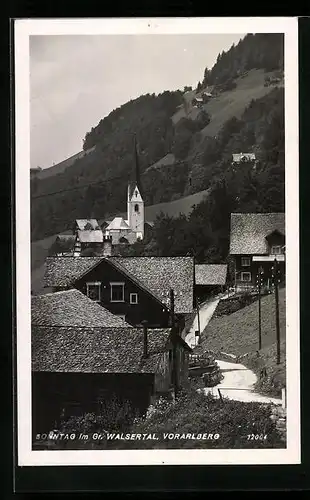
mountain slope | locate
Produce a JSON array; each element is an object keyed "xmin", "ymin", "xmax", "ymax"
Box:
[{"xmin": 30, "ymin": 33, "xmax": 284, "ymax": 269}]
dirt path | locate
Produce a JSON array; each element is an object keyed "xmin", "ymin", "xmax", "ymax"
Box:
[
  {"xmin": 204, "ymin": 359, "xmax": 282, "ymax": 405},
  {"xmin": 185, "ymin": 293, "xmax": 229, "ymax": 348}
]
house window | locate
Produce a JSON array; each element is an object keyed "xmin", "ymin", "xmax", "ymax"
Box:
[
  {"xmin": 110, "ymin": 282, "xmax": 125, "ymax": 302},
  {"xmin": 86, "ymin": 282, "xmax": 101, "ymax": 302},
  {"xmin": 134, "ymin": 204, "xmax": 139, "ymax": 213},
  {"xmin": 271, "ymin": 245, "xmax": 282, "ymax": 255},
  {"xmin": 241, "ymin": 257, "xmax": 251, "ymax": 267},
  {"xmin": 130, "ymin": 293, "xmax": 138, "ymax": 304},
  {"xmin": 241, "ymin": 272, "xmax": 252, "ymax": 282}
]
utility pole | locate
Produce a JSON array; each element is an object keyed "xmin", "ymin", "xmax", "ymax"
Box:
[
  {"xmin": 257, "ymin": 266, "xmax": 263, "ymax": 350},
  {"xmin": 170, "ymin": 289, "xmax": 178, "ymax": 398},
  {"xmin": 196, "ymin": 298, "xmax": 201, "ymax": 345},
  {"xmin": 273, "ymin": 258, "xmax": 281, "ymax": 365}
]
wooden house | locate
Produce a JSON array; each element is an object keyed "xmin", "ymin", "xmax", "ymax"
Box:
[
  {"xmin": 74, "ymin": 219, "xmax": 105, "ymax": 255},
  {"xmin": 43, "ymin": 256, "xmax": 194, "ymax": 328},
  {"xmin": 194, "ymin": 264, "xmax": 227, "ymax": 302},
  {"xmin": 229, "ymin": 213, "xmax": 285, "ymax": 292},
  {"xmin": 32, "ymin": 325, "xmax": 192, "ymax": 435}
]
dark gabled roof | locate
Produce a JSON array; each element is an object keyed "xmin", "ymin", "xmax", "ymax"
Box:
[
  {"xmin": 31, "ymin": 289, "xmax": 130, "ymax": 328},
  {"xmin": 43, "ymin": 256, "xmax": 194, "ymax": 314},
  {"xmin": 110, "ymin": 257, "xmax": 194, "ymax": 314},
  {"xmin": 44, "ymin": 257, "xmax": 102, "ymax": 288},
  {"xmin": 32, "ymin": 326, "xmax": 172, "ymax": 373},
  {"xmin": 229, "ymin": 213, "xmax": 285, "ymax": 255},
  {"xmin": 195, "ymin": 264, "xmax": 227, "ymax": 286}
]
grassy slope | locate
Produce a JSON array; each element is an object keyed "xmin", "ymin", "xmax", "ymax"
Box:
[
  {"xmin": 35, "ymin": 147, "xmax": 96, "ymax": 180},
  {"xmin": 201, "ymin": 288, "xmax": 286, "ymax": 396},
  {"xmin": 202, "ymin": 287, "xmax": 286, "ymax": 355},
  {"xmin": 172, "ymin": 69, "xmax": 283, "ymax": 137}
]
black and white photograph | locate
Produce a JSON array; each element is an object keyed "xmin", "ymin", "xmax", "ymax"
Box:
[{"xmin": 15, "ymin": 17, "xmax": 299, "ymax": 466}]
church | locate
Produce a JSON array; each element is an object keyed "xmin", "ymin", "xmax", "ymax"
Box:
[
  {"xmin": 52, "ymin": 138, "xmax": 148, "ymax": 258},
  {"xmin": 102, "ymin": 181, "xmax": 145, "ymax": 245},
  {"xmin": 102, "ymin": 137, "xmax": 145, "ymax": 245}
]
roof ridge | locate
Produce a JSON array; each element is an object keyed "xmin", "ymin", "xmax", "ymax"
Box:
[{"xmin": 33, "ymin": 289, "xmax": 79, "ymax": 298}]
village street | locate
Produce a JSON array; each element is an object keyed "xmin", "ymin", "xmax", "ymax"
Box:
[
  {"xmin": 204, "ymin": 359, "xmax": 282, "ymax": 405},
  {"xmin": 185, "ymin": 293, "xmax": 228, "ymax": 348},
  {"xmin": 185, "ymin": 295, "xmax": 282, "ymax": 405}
]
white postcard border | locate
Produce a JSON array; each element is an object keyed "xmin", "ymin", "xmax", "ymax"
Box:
[{"xmin": 15, "ymin": 16, "xmax": 300, "ymax": 466}]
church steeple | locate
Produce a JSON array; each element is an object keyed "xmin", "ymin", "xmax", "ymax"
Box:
[
  {"xmin": 133, "ymin": 134, "xmax": 143, "ymax": 197},
  {"xmin": 127, "ymin": 134, "xmax": 144, "ymax": 240}
]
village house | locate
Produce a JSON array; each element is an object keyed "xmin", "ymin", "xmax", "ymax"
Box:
[
  {"xmin": 31, "ymin": 288, "xmax": 131, "ymax": 327},
  {"xmin": 192, "ymin": 96, "xmax": 204, "ymax": 108},
  {"xmin": 232, "ymin": 152, "xmax": 256, "ymax": 164},
  {"xmin": 43, "ymin": 256, "xmax": 195, "ymax": 328},
  {"xmin": 194, "ymin": 264, "xmax": 228, "ymax": 302},
  {"xmin": 32, "ymin": 324, "xmax": 192, "ymax": 434},
  {"xmin": 229, "ymin": 212, "xmax": 285, "ymax": 292},
  {"xmin": 73, "ymin": 219, "xmax": 104, "ymax": 255}
]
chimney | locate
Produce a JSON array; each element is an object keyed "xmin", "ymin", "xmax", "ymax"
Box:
[
  {"xmin": 141, "ymin": 320, "xmax": 148, "ymax": 358},
  {"xmin": 102, "ymin": 235, "xmax": 112, "ymax": 257}
]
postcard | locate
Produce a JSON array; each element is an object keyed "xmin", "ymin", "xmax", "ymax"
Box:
[{"xmin": 15, "ymin": 16, "xmax": 300, "ymax": 466}]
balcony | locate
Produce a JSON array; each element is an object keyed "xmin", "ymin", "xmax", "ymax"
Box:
[{"xmin": 252, "ymin": 255, "xmax": 285, "ymax": 262}]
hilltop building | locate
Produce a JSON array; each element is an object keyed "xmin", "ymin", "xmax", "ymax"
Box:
[{"xmin": 232, "ymin": 152, "xmax": 256, "ymax": 164}]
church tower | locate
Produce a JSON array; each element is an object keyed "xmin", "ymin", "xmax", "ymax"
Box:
[{"xmin": 127, "ymin": 136, "xmax": 144, "ymax": 240}]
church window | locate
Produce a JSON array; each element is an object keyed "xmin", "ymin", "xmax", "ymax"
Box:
[{"xmin": 134, "ymin": 204, "xmax": 139, "ymax": 213}]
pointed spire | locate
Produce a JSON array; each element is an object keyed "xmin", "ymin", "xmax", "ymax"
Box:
[{"xmin": 133, "ymin": 134, "xmax": 142, "ymax": 197}]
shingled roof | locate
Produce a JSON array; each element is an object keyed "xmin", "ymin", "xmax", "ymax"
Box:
[
  {"xmin": 230, "ymin": 213, "xmax": 285, "ymax": 255},
  {"xmin": 32, "ymin": 326, "xmax": 172, "ymax": 373},
  {"xmin": 32, "ymin": 289, "xmax": 130, "ymax": 327},
  {"xmin": 44, "ymin": 256, "xmax": 194, "ymax": 314},
  {"xmin": 110, "ymin": 257, "xmax": 194, "ymax": 314},
  {"xmin": 195, "ymin": 264, "xmax": 227, "ymax": 286},
  {"xmin": 44, "ymin": 257, "xmax": 102, "ymax": 288},
  {"xmin": 106, "ymin": 217, "xmax": 130, "ymax": 231}
]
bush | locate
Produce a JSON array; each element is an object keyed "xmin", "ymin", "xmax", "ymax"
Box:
[{"xmin": 125, "ymin": 388, "xmax": 284, "ymax": 449}]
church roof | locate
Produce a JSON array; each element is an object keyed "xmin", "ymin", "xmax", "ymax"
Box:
[
  {"xmin": 75, "ymin": 219, "xmax": 100, "ymax": 230},
  {"xmin": 106, "ymin": 217, "xmax": 130, "ymax": 231}
]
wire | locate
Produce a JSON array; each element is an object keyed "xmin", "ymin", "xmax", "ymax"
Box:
[
  {"xmin": 30, "ymin": 154, "xmax": 246, "ymax": 202},
  {"xmin": 31, "ymin": 172, "xmax": 129, "ymax": 200}
]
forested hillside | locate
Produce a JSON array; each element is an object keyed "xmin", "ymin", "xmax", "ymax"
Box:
[{"xmin": 31, "ymin": 33, "xmax": 284, "ymax": 250}]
